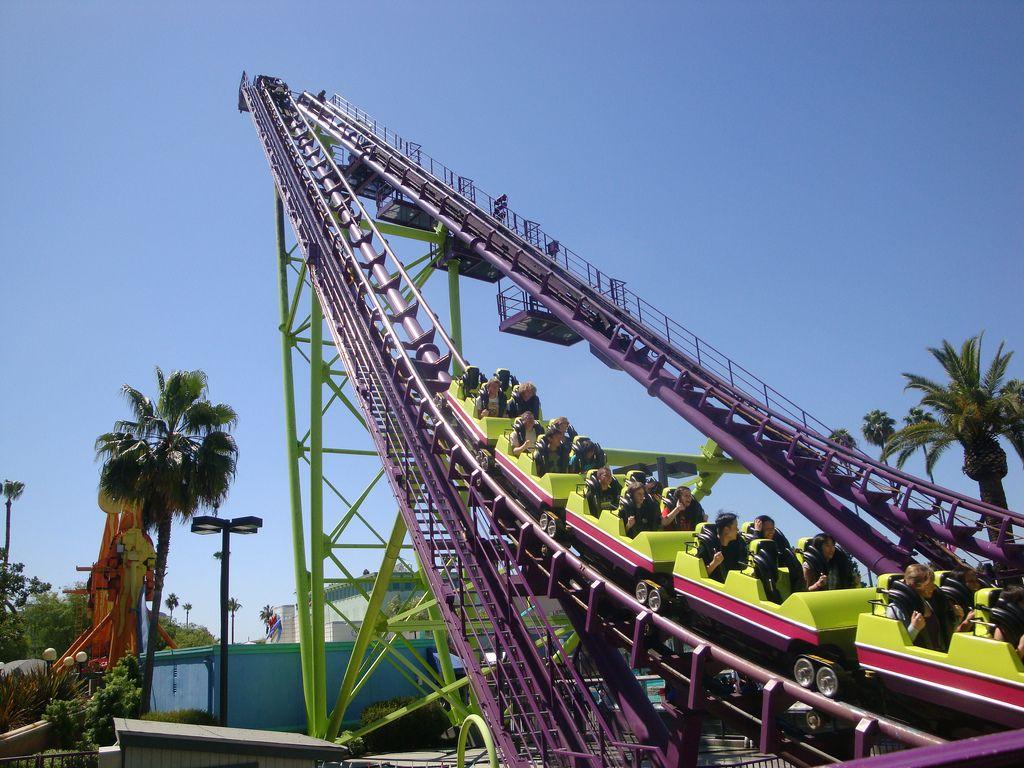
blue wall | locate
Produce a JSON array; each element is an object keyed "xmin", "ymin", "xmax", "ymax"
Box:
[{"xmin": 151, "ymin": 639, "xmax": 439, "ymax": 732}]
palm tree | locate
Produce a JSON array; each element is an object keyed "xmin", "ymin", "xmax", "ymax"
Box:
[
  {"xmin": 828, "ymin": 429, "xmax": 858, "ymax": 450},
  {"xmin": 182, "ymin": 602, "xmax": 193, "ymax": 628},
  {"xmin": 903, "ymin": 407, "xmax": 937, "ymax": 483},
  {"xmin": 227, "ymin": 598, "xmax": 242, "ymax": 643},
  {"xmin": 885, "ymin": 335, "xmax": 1023, "ymax": 531},
  {"xmin": 165, "ymin": 593, "xmax": 179, "ymax": 621},
  {"xmin": 259, "ymin": 604, "xmax": 274, "ymax": 628},
  {"xmin": 96, "ymin": 367, "xmax": 238, "ymax": 713},
  {"xmin": 861, "ymin": 410, "xmax": 896, "ymax": 462},
  {"xmin": 2, "ymin": 480, "xmax": 25, "ymax": 566}
]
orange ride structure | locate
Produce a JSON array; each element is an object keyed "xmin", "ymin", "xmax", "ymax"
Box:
[{"xmin": 61, "ymin": 493, "xmax": 175, "ymax": 670}]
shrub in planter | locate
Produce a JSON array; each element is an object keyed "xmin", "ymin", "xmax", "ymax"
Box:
[
  {"xmin": 43, "ymin": 698, "xmax": 90, "ymax": 749},
  {"xmin": 83, "ymin": 656, "xmax": 141, "ymax": 746},
  {"xmin": 0, "ymin": 665, "xmax": 84, "ymax": 733},
  {"xmin": 141, "ymin": 708, "xmax": 217, "ymax": 725},
  {"xmin": 359, "ymin": 696, "xmax": 450, "ymax": 753}
]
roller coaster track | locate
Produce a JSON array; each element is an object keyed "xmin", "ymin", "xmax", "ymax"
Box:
[
  {"xmin": 240, "ymin": 74, "xmax": 1024, "ymax": 766},
  {"xmin": 291, "ymin": 89, "xmax": 1024, "ymax": 577}
]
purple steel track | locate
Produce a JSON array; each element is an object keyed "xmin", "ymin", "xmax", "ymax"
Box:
[
  {"xmin": 241, "ymin": 74, "xmax": 1023, "ymax": 767},
  {"xmin": 297, "ymin": 92, "xmax": 1023, "ymax": 575}
]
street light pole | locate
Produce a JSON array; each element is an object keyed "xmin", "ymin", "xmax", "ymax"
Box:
[
  {"xmin": 220, "ymin": 525, "xmax": 230, "ymax": 726},
  {"xmin": 191, "ymin": 515, "xmax": 262, "ymax": 727}
]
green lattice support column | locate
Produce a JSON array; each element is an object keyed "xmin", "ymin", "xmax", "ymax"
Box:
[
  {"xmin": 276, "ymin": 192, "xmax": 315, "ymax": 729},
  {"xmin": 276, "ymin": 175, "xmax": 479, "ymax": 740},
  {"xmin": 309, "ymin": 287, "xmax": 329, "ymax": 735}
]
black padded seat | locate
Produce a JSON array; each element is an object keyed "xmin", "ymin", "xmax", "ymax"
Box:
[
  {"xmin": 992, "ymin": 596, "xmax": 1024, "ymax": 646},
  {"xmin": 801, "ymin": 545, "xmax": 827, "ymax": 585},
  {"xmin": 748, "ymin": 539, "xmax": 781, "ymax": 603},
  {"xmin": 938, "ymin": 572, "xmax": 973, "ymax": 615}
]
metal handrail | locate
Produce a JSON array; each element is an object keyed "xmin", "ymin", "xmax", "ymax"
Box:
[{"xmin": 326, "ymin": 93, "xmax": 831, "ymax": 436}]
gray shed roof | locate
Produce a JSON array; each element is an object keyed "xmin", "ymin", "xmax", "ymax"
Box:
[{"xmin": 113, "ymin": 718, "xmax": 348, "ymax": 760}]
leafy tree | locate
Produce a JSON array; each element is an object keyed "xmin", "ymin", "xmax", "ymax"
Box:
[
  {"xmin": 828, "ymin": 428, "xmax": 858, "ymax": 450},
  {"xmin": 2, "ymin": 480, "xmax": 25, "ymax": 566},
  {"xmin": 95, "ymin": 367, "xmax": 238, "ymax": 713},
  {"xmin": 156, "ymin": 616, "xmax": 215, "ymax": 650},
  {"xmin": 861, "ymin": 410, "xmax": 896, "ymax": 462},
  {"xmin": 182, "ymin": 602, "xmax": 193, "ymax": 627},
  {"xmin": 885, "ymin": 335, "xmax": 1023, "ymax": 533},
  {"xmin": 22, "ymin": 587, "xmax": 90, "ymax": 657},
  {"xmin": 259, "ymin": 604, "xmax": 274, "ymax": 628},
  {"xmin": 227, "ymin": 598, "xmax": 241, "ymax": 643},
  {"xmin": 0, "ymin": 612, "xmax": 28, "ymax": 662},
  {"xmin": 904, "ymin": 407, "xmax": 937, "ymax": 482},
  {"xmin": 0, "ymin": 557, "xmax": 50, "ymax": 615},
  {"xmin": 0, "ymin": 557, "xmax": 48, "ymax": 662},
  {"xmin": 165, "ymin": 593, "xmax": 179, "ymax": 620}
]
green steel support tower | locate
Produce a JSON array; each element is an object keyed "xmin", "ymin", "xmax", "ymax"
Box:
[{"xmin": 274, "ymin": 192, "xmax": 475, "ymax": 740}]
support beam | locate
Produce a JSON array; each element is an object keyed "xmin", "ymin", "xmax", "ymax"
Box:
[
  {"xmin": 276, "ymin": 191, "xmax": 315, "ymax": 730},
  {"xmin": 326, "ymin": 512, "xmax": 408, "ymax": 740},
  {"xmin": 309, "ymin": 288, "xmax": 328, "ymax": 735}
]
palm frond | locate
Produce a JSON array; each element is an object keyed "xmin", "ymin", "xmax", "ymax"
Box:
[
  {"xmin": 159, "ymin": 369, "xmax": 209, "ymax": 425},
  {"xmin": 885, "ymin": 420, "xmax": 951, "ymax": 455},
  {"xmin": 2, "ymin": 481, "xmax": 26, "ymax": 502},
  {"xmin": 902, "ymin": 373, "xmax": 949, "ymax": 398},
  {"xmin": 182, "ymin": 402, "xmax": 239, "ymax": 434},
  {"xmin": 982, "ymin": 342, "xmax": 1012, "ymax": 396},
  {"xmin": 925, "ymin": 439, "xmax": 953, "ymax": 477},
  {"xmin": 121, "ymin": 385, "xmax": 156, "ymax": 423}
]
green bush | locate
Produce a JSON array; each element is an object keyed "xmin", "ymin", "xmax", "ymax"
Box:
[
  {"xmin": 141, "ymin": 708, "xmax": 217, "ymax": 725},
  {"xmin": 83, "ymin": 656, "xmax": 141, "ymax": 746},
  {"xmin": 2, "ymin": 753, "xmax": 97, "ymax": 768},
  {"xmin": 0, "ymin": 665, "xmax": 84, "ymax": 733},
  {"xmin": 43, "ymin": 698, "xmax": 90, "ymax": 748},
  {"xmin": 340, "ymin": 733, "xmax": 366, "ymax": 757},
  {"xmin": 359, "ymin": 696, "xmax": 450, "ymax": 753}
]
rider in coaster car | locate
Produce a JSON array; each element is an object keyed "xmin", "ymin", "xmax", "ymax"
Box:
[
  {"xmin": 548, "ymin": 415, "xmax": 578, "ymax": 445},
  {"xmin": 661, "ymin": 486, "xmax": 706, "ymax": 532},
  {"xmin": 749, "ymin": 515, "xmax": 806, "ymax": 592},
  {"xmin": 507, "ymin": 381, "xmax": 541, "ymax": 420},
  {"xmin": 533, "ymin": 426, "xmax": 570, "ymax": 477},
  {"xmin": 474, "ymin": 378, "xmax": 507, "ymax": 418},
  {"xmin": 493, "ymin": 368, "xmax": 518, "ymax": 397},
  {"xmin": 568, "ymin": 436, "xmax": 606, "ymax": 474},
  {"xmin": 509, "ymin": 411, "xmax": 543, "ymax": 457},
  {"xmin": 885, "ymin": 563, "xmax": 959, "ymax": 652},
  {"xmin": 584, "ymin": 466, "xmax": 622, "ymax": 516},
  {"xmin": 618, "ymin": 480, "xmax": 660, "ymax": 538},
  {"xmin": 645, "ymin": 478, "xmax": 664, "ymax": 505},
  {"xmin": 802, "ymin": 534, "xmax": 860, "ymax": 591},
  {"xmin": 696, "ymin": 512, "xmax": 746, "ymax": 583},
  {"xmin": 944, "ymin": 567, "xmax": 987, "ymax": 633},
  {"xmin": 459, "ymin": 365, "xmax": 485, "ymax": 399},
  {"xmin": 992, "ymin": 586, "xmax": 1024, "ymax": 660}
]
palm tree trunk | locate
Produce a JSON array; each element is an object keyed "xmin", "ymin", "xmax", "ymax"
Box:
[
  {"xmin": 231, "ymin": 612, "xmax": 235, "ymax": 644},
  {"xmin": 978, "ymin": 476, "xmax": 1009, "ymax": 543},
  {"xmin": 185, "ymin": 610, "xmax": 190, "ymax": 628},
  {"xmin": 3, "ymin": 499, "xmax": 11, "ymax": 566},
  {"xmin": 141, "ymin": 515, "xmax": 172, "ymax": 715}
]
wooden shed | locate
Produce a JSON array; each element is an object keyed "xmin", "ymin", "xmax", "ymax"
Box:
[{"xmin": 112, "ymin": 718, "xmax": 348, "ymax": 768}]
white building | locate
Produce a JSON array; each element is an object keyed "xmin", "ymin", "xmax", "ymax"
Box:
[{"xmin": 267, "ymin": 570, "xmax": 426, "ymax": 643}]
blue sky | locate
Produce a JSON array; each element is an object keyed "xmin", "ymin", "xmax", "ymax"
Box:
[{"xmin": 1, "ymin": 2, "xmax": 1021, "ymax": 644}]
